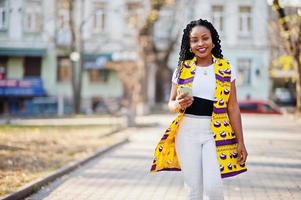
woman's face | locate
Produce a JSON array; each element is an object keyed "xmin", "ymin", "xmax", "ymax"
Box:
[{"xmin": 189, "ymin": 25, "xmax": 214, "ymax": 59}]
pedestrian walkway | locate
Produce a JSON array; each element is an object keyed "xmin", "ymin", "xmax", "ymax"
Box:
[{"xmin": 27, "ymin": 114, "xmax": 301, "ymax": 200}]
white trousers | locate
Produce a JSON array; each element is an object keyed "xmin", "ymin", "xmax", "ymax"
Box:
[{"xmin": 175, "ymin": 116, "xmax": 224, "ymax": 200}]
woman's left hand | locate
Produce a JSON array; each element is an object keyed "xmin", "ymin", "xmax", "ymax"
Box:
[{"xmin": 237, "ymin": 142, "xmax": 248, "ymax": 164}]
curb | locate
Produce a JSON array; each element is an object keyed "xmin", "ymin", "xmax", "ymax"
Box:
[
  {"xmin": 0, "ymin": 134, "xmax": 129, "ymax": 200},
  {"xmin": 100, "ymin": 126, "xmax": 124, "ymax": 138}
]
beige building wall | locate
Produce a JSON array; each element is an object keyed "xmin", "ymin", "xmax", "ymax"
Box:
[{"xmin": 7, "ymin": 58, "xmax": 24, "ymax": 79}]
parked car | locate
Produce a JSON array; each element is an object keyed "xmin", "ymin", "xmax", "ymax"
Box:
[
  {"xmin": 273, "ymin": 87, "xmax": 296, "ymax": 106},
  {"xmin": 238, "ymin": 100, "xmax": 282, "ymax": 114}
]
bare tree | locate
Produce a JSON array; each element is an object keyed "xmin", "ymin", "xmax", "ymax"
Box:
[
  {"xmin": 272, "ymin": 0, "xmax": 301, "ymax": 114},
  {"xmin": 104, "ymin": 0, "xmax": 179, "ymax": 125},
  {"xmin": 138, "ymin": 0, "xmax": 179, "ymax": 107},
  {"xmin": 57, "ymin": 0, "xmax": 92, "ymax": 114},
  {"xmin": 153, "ymin": 4, "xmax": 181, "ymax": 103},
  {"xmin": 153, "ymin": 0, "xmax": 197, "ymax": 103},
  {"xmin": 105, "ymin": 60, "xmax": 141, "ymax": 126},
  {"xmin": 65, "ymin": 0, "xmax": 184, "ymax": 116},
  {"xmin": 67, "ymin": 0, "xmax": 86, "ymax": 114},
  {"xmin": 137, "ymin": 0, "xmax": 167, "ymax": 108},
  {"xmin": 67, "ymin": 0, "xmax": 177, "ymax": 115}
]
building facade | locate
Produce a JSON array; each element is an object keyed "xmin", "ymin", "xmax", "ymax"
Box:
[
  {"xmin": 0, "ymin": 0, "xmax": 271, "ymax": 115},
  {"xmin": 164, "ymin": 0, "xmax": 270, "ymax": 101},
  {"xmin": 0, "ymin": 0, "xmax": 143, "ymax": 115}
]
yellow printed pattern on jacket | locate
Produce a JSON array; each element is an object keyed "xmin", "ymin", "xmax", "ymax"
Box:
[{"xmin": 150, "ymin": 56, "xmax": 247, "ymax": 178}]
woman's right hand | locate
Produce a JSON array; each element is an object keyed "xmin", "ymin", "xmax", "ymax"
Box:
[{"xmin": 175, "ymin": 93, "xmax": 194, "ymax": 110}]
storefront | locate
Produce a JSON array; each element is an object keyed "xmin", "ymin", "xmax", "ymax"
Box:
[
  {"xmin": 0, "ymin": 78, "xmax": 46, "ymax": 115},
  {"xmin": 0, "ymin": 47, "xmax": 47, "ymax": 115}
]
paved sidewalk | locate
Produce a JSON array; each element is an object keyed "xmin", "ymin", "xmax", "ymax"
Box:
[{"xmin": 27, "ymin": 114, "xmax": 301, "ymax": 200}]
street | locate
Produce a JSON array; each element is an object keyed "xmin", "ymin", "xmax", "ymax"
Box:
[{"xmin": 27, "ymin": 114, "xmax": 301, "ymax": 200}]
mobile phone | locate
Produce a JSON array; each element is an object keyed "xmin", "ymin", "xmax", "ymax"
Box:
[{"xmin": 178, "ymin": 85, "xmax": 192, "ymax": 96}]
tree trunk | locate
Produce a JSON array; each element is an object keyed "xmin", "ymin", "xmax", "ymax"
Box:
[
  {"xmin": 137, "ymin": 1, "xmax": 168, "ymax": 113},
  {"xmin": 295, "ymin": 52, "xmax": 301, "ymax": 113},
  {"xmin": 155, "ymin": 63, "xmax": 172, "ymax": 102},
  {"xmin": 68, "ymin": 0, "xmax": 79, "ymax": 114},
  {"xmin": 105, "ymin": 61, "xmax": 140, "ymax": 126},
  {"xmin": 75, "ymin": 0, "xmax": 85, "ymax": 114},
  {"xmin": 68, "ymin": 0, "xmax": 85, "ymax": 114}
]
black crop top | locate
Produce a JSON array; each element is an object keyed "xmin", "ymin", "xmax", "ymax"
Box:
[{"xmin": 184, "ymin": 96, "xmax": 213, "ymax": 116}]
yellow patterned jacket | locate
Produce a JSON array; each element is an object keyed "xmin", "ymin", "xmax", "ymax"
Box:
[{"xmin": 150, "ymin": 56, "xmax": 247, "ymax": 178}]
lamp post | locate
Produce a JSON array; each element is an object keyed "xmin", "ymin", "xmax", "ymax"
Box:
[{"xmin": 69, "ymin": 51, "xmax": 80, "ymax": 113}]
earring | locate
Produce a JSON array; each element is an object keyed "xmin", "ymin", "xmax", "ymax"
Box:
[
  {"xmin": 212, "ymin": 44, "xmax": 215, "ymax": 48},
  {"xmin": 189, "ymin": 48, "xmax": 193, "ymax": 52}
]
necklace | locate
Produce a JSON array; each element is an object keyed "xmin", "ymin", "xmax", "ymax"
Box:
[
  {"xmin": 197, "ymin": 62, "xmax": 213, "ymax": 76},
  {"xmin": 198, "ymin": 66, "xmax": 210, "ymax": 75}
]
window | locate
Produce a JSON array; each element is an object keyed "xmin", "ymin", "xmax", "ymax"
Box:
[
  {"xmin": 0, "ymin": 0, "xmax": 8, "ymax": 31},
  {"xmin": 262, "ymin": 104, "xmax": 273, "ymax": 112},
  {"xmin": 93, "ymin": 2, "xmax": 106, "ymax": 33},
  {"xmin": 24, "ymin": 57, "xmax": 42, "ymax": 77},
  {"xmin": 57, "ymin": 9, "xmax": 71, "ymax": 45},
  {"xmin": 126, "ymin": 1, "xmax": 142, "ymax": 29},
  {"xmin": 239, "ymin": 103, "xmax": 258, "ymax": 111},
  {"xmin": 239, "ymin": 6, "xmax": 252, "ymax": 36},
  {"xmin": 24, "ymin": 0, "xmax": 43, "ymax": 33},
  {"xmin": 57, "ymin": 57, "xmax": 71, "ymax": 82},
  {"xmin": 212, "ymin": 5, "xmax": 224, "ymax": 33},
  {"xmin": 0, "ymin": 56, "xmax": 7, "ymax": 80},
  {"xmin": 89, "ymin": 69, "xmax": 110, "ymax": 83},
  {"xmin": 237, "ymin": 59, "xmax": 251, "ymax": 86},
  {"xmin": 56, "ymin": 1, "xmax": 71, "ymax": 45}
]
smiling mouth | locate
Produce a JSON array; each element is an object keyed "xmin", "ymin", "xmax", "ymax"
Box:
[{"xmin": 197, "ymin": 48, "xmax": 207, "ymax": 54}]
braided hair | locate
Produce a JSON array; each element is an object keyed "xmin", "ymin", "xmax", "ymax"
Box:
[{"xmin": 177, "ymin": 19, "xmax": 223, "ymax": 67}]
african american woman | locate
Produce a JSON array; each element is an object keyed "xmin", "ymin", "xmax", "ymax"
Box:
[{"xmin": 151, "ymin": 19, "xmax": 248, "ymax": 200}]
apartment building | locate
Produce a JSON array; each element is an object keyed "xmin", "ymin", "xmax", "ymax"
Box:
[
  {"xmin": 0, "ymin": 0, "xmax": 144, "ymax": 115},
  {"xmin": 0, "ymin": 0, "xmax": 271, "ymax": 115},
  {"xmin": 162, "ymin": 0, "xmax": 270, "ymax": 101}
]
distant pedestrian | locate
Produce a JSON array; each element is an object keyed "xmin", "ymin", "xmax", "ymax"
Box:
[{"xmin": 151, "ymin": 19, "xmax": 248, "ymax": 200}]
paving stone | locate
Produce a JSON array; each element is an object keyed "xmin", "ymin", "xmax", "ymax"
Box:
[{"xmin": 27, "ymin": 114, "xmax": 301, "ymax": 200}]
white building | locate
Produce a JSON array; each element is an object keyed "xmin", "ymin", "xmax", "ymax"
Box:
[
  {"xmin": 0, "ymin": 0, "xmax": 271, "ymax": 115},
  {"xmin": 0, "ymin": 0, "xmax": 145, "ymax": 115},
  {"xmin": 157, "ymin": 0, "xmax": 270, "ymax": 101}
]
